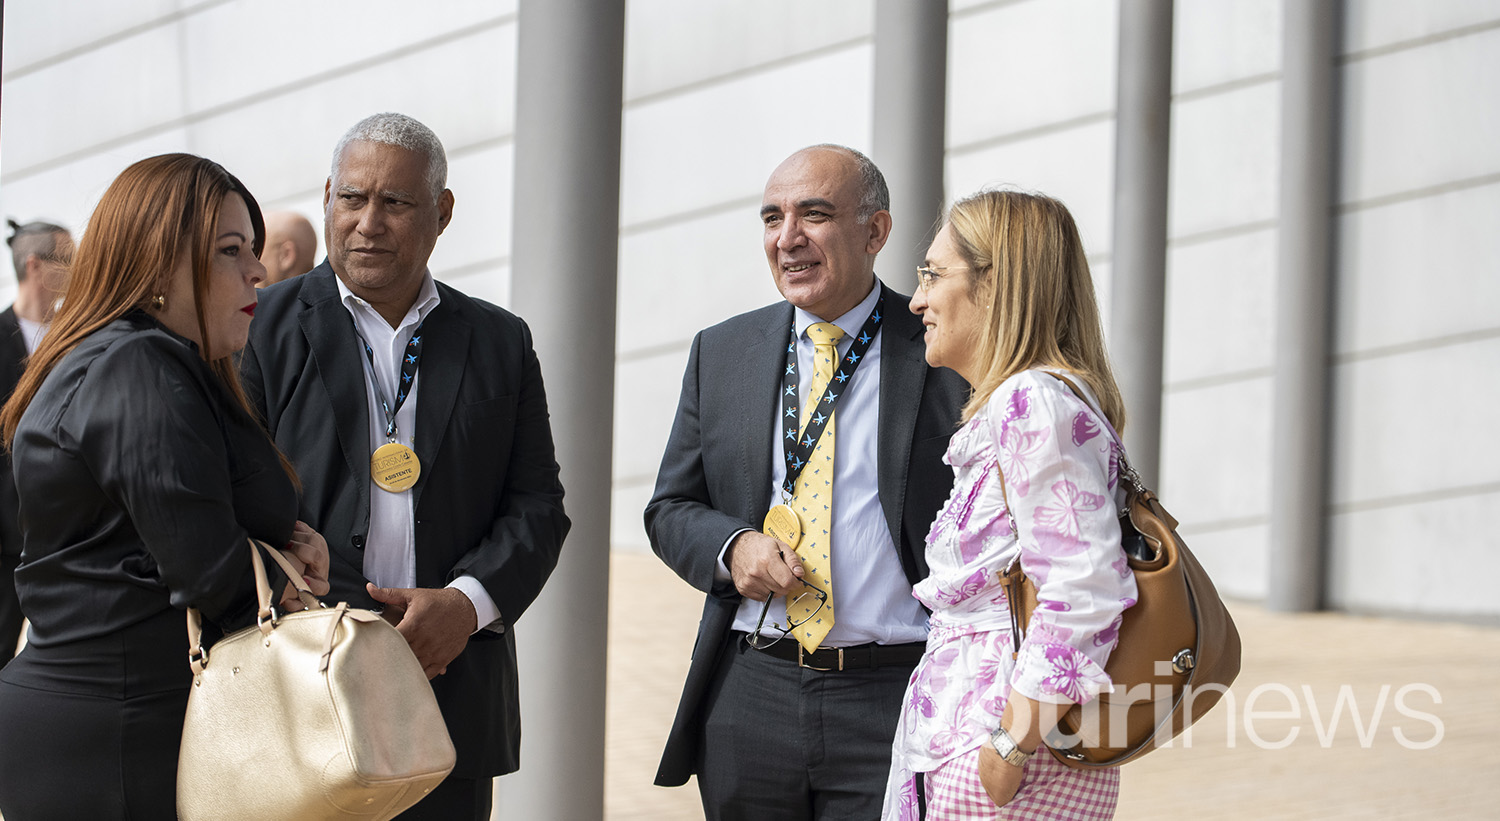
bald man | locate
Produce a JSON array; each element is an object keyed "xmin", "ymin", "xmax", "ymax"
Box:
[{"xmin": 258, "ymin": 211, "xmax": 318, "ymax": 286}]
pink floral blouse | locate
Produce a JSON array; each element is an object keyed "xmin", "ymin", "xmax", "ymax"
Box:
[{"xmin": 883, "ymin": 369, "xmax": 1138, "ymax": 818}]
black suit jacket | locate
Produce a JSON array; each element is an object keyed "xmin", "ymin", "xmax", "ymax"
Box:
[
  {"xmin": 644, "ymin": 281, "xmax": 967, "ymax": 786},
  {"xmin": 240, "ymin": 263, "xmax": 570, "ymax": 778},
  {"xmin": 0, "ymin": 307, "xmax": 28, "ymax": 559}
]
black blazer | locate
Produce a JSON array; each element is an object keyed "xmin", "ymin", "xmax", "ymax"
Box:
[
  {"xmin": 240, "ymin": 263, "xmax": 570, "ymax": 778},
  {"xmin": 644, "ymin": 281, "xmax": 967, "ymax": 786},
  {"xmin": 0, "ymin": 307, "xmax": 27, "ymax": 559}
]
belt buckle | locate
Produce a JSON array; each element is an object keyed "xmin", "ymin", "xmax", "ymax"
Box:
[{"xmin": 798, "ymin": 645, "xmax": 843, "ymax": 672}]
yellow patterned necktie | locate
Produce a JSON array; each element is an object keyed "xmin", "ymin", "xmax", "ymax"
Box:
[{"xmin": 787, "ymin": 321, "xmax": 844, "ymax": 652}]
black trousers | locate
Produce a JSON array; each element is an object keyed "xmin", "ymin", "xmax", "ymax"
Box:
[
  {"xmin": 397, "ymin": 775, "xmax": 493, "ymax": 820},
  {"xmin": 0, "ymin": 665, "xmax": 187, "ymax": 820},
  {"xmin": 695, "ymin": 635, "xmax": 916, "ymax": 821}
]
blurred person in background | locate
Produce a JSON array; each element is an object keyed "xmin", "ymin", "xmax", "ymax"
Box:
[
  {"xmin": 884, "ymin": 189, "xmax": 1135, "ymax": 820},
  {"xmin": 257, "ymin": 210, "xmax": 318, "ymax": 286},
  {"xmin": 0, "ymin": 219, "xmax": 73, "ymax": 665},
  {"xmin": 0, "ymin": 154, "xmax": 329, "ymax": 819}
]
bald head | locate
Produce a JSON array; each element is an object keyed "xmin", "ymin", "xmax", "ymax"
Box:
[{"xmin": 259, "ymin": 211, "xmax": 318, "ymax": 286}]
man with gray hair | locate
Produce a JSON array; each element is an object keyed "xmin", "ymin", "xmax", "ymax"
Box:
[
  {"xmin": 241, "ymin": 113, "xmax": 570, "ymax": 819},
  {"xmin": 1, "ymin": 219, "xmax": 73, "ymax": 664},
  {"xmin": 646, "ymin": 145, "xmax": 966, "ymax": 817}
]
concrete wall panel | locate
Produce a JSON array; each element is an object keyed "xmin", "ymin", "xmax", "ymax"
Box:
[
  {"xmin": 1335, "ymin": 183, "xmax": 1500, "ymax": 355},
  {"xmin": 1339, "ymin": 27, "xmax": 1500, "ymax": 204},
  {"xmin": 624, "ymin": 0, "xmax": 870, "ymax": 101},
  {"xmin": 1172, "ymin": 0, "xmax": 1280, "ymax": 94},
  {"xmin": 620, "ymin": 47, "xmax": 872, "ymax": 228},
  {"xmin": 946, "ymin": 0, "xmax": 1116, "ymax": 148},
  {"xmin": 1164, "ymin": 228, "xmax": 1276, "ymax": 384},
  {"xmin": 1168, "ymin": 80, "xmax": 1279, "ymax": 238},
  {"xmin": 946, "ymin": 119, "xmax": 1115, "ymax": 256},
  {"xmin": 1328, "ymin": 338, "xmax": 1500, "ymax": 506}
]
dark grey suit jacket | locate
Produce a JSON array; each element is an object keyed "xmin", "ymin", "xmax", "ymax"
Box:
[
  {"xmin": 644, "ymin": 281, "xmax": 967, "ymax": 786},
  {"xmin": 240, "ymin": 263, "xmax": 570, "ymax": 778}
]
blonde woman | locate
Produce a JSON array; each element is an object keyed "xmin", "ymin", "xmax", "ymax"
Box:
[{"xmin": 884, "ymin": 190, "xmax": 1135, "ymax": 819}]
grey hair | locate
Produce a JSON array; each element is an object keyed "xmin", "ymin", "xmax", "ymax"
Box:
[
  {"xmin": 330, "ymin": 113, "xmax": 448, "ymax": 201},
  {"xmin": 6, "ymin": 219, "xmax": 71, "ymax": 281},
  {"xmin": 806, "ymin": 143, "xmax": 890, "ymax": 224}
]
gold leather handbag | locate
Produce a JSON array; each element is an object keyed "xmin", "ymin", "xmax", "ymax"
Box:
[
  {"xmin": 996, "ymin": 373, "xmax": 1241, "ymax": 768},
  {"xmin": 177, "ymin": 539, "xmax": 456, "ymax": 820}
]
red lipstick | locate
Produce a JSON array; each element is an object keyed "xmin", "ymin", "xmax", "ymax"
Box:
[{"xmin": 241, "ymin": 303, "xmax": 257, "ymax": 317}]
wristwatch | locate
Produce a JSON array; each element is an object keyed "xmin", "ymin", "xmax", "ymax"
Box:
[{"xmin": 989, "ymin": 726, "xmax": 1033, "ymax": 768}]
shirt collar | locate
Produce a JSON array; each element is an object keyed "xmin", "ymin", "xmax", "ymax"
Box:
[
  {"xmin": 793, "ymin": 279, "xmax": 881, "ymax": 342},
  {"xmin": 335, "ymin": 269, "xmax": 442, "ymax": 330}
]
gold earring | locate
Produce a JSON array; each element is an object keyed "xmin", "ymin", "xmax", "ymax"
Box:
[{"xmin": 151, "ymin": 294, "xmax": 166, "ymax": 309}]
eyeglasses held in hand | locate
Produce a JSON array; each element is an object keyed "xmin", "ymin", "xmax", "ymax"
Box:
[{"xmin": 744, "ymin": 579, "xmax": 829, "ymax": 650}]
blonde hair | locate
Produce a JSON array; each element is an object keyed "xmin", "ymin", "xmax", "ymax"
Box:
[{"xmin": 946, "ymin": 189, "xmax": 1126, "ymax": 431}]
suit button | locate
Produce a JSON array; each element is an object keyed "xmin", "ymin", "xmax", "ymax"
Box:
[{"xmin": 352, "ymin": 534, "xmax": 365, "ymax": 550}]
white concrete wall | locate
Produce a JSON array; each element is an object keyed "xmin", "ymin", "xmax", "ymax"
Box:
[
  {"xmin": 2, "ymin": 0, "xmax": 1495, "ymax": 619},
  {"xmin": 1325, "ymin": 0, "xmax": 1500, "ymax": 620},
  {"xmin": 0, "ymin": 0, "xmax": 518, "ymax": 308}
]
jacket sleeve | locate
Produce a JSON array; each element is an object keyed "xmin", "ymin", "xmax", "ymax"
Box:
[
  {"xmin": 63, "ymin": 336, "xmax": 274, "ymax": 628},
  {"xmin": 446, "ymin": 320, "xmax": 570, "ymax": 628},
  {"xmin": 644, "ymin": 331, "xmax": 754, "ymax": 597}
]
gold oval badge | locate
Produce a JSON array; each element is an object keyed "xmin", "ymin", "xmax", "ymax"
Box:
[
  {"xmin": 762, "ymin": 503, "xmax": 803, "ymax": 550},
  {"xmin": 371, "ymin": 442, "xmax": 421, "ymax": 493}
]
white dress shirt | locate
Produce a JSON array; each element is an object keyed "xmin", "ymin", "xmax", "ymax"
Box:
[
  {"xmin": 17, "ymin": 315, "xmax": 45, "ymax": 354},
  {"xmin": 337, "ymin": 272, "xmax": 502, "ymax": 632},
  {"xmin": 723, "ymin": 282, "xmax": 929, "ymax": 646}
]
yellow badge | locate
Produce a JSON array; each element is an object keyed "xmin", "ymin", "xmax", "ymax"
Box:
[
  {"xmin": 762, "ymin": 503, "xmax": 803, "ymax": 550},
  {"xmin": 371, "ymin": 442, "xmax": 421, "ymax": 493}
]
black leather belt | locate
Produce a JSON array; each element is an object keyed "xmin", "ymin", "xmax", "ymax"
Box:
[{"xmin": 742, "ymin": 635, "xmax": 926, "ymax": 672}]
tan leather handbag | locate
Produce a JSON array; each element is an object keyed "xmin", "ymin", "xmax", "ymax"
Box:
[
  {"xmin": 177, "ymin": 540, "xmax": 456, "ymax": 820},
  {"xmin": 996, "ymin": 374, "xmax": 1241, "ymax": 768}
]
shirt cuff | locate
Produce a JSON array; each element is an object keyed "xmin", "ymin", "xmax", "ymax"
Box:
[
  {"xmin": 715, "ymin": 528, "xmax": 755, "ymax": 584},
  {"xmin": 447, "ymin": 574, "xmax": 504, "ymax": 634}
]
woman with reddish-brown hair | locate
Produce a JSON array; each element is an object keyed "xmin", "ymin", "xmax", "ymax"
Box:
[{"xmin": 0, "ymin": 153, "xmax": 329, "ymax": 819}]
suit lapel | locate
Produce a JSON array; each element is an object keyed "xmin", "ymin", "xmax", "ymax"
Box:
[
  {"xmin": 297, "ymin": 270, "xmax": 372, "ymax": 565},
  {"xmin": 410, "ymin": 291, "xmax": 470, "ymax": 512},
  {"xmin": 876, "ymin": 282, "xmax": 928, "ymax": 551},
  {"xmin": 739, "ymin": 304, "xmax": 793, "ymax": 515}
]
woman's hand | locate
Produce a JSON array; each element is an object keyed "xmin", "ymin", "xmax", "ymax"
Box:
[
  {"xmin": 276, "ymin": 521, "xmax": 331, "ymax": 610},
  {"xmin": 977, "ymin": 743, "xmax": 1025, "ymax": 808},
  {"xmin": 285, "ymin": 521, "xmax": 330, "ymax": 595}
]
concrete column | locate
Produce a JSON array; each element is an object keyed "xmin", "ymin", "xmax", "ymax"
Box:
[
  {"xmin": 1108, "ymin": 0, "xmax": 1174, "ymax": 487},
  {"xmin": 1268, "ymin": 0, "xmax": 1341, "ymax": 612},
  {"xmin": 872, "ymin": 0, "xmax": 948, "ymax": 289},
  {"xmin": 498, "ymin": 1, "xmax": 624, "ymax": 818}
]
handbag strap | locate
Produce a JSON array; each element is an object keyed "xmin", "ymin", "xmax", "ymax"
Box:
[
  {"xmin": 993, "ymin": 370, "xmax": 1128, "ymax": 656},
  {"xmin": 185, "ymin": 539, "xmax": 322, "ymax": 673}
]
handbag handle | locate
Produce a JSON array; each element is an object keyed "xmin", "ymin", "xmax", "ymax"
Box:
[{"xmin": 185, "ymin": 539, "xmax": 322, "ymax": 673}]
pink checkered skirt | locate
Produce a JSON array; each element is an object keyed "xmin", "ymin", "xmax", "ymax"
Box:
[{"xmin": 922, "ymin": 745, "xmax": 1119, "ymax": 820}]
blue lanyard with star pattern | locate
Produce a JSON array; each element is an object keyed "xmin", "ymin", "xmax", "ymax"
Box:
[
  {"xmin": 779, "ymin": 295, "xmax": 884, "ymax": 497},
  {"xmin": 355, "ymin": 320, "xmax": 425, "ymax": 441}
]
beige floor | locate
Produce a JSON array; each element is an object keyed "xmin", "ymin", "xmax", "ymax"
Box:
[
  {"xmin": 604, "ymin": 551, "xmax": 1500, "ymax": 820},
  {"xmin": 5, "ymin": 553, "xmax": 1494, "ymax": 820}
]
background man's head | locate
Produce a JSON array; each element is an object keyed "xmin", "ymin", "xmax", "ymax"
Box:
[
  {"xmin": 6, "ymin": 220, "xmax": 74, "ymax": 314},
  {"xmin": 760, "ymin": 145, "xmax": 891, "ymax": 322},
  {"xmin": 324, "ymin": 113, "xmax": 453, "ymax": 301},
  {"xmin": 258, "ymin": 211, "xmax": 317, "ymax": 287}
]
